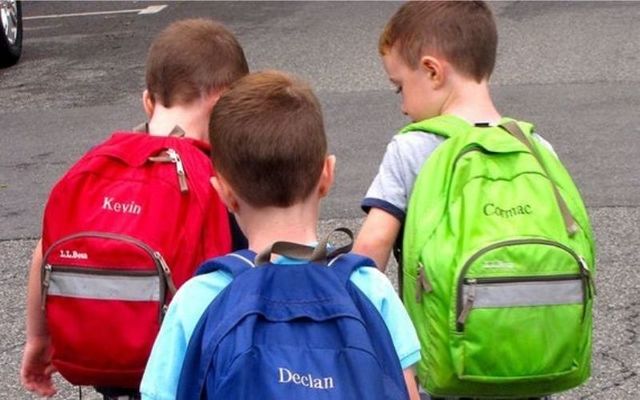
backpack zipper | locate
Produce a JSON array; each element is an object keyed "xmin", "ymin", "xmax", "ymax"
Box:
[
  {"xmin": 455, "ymin": 238, "xmax": 593, "ymax": 332},
  {"xmin": 167, "ymin": 149, "xmax": 188, "ymax": 193},
  {"xmin": 155, "ymin": 251, "xmax": 177, "ymax": 295},
  {"xmin": 414, "ymin": 262, "xmax": 433, "ymax": 302},
  {"xmin": 466, "ymin": 274, "xmax": 583, "ymax": 284},
  {"xmin": 148, "ymin": 148, "xmax": 189, "ymax": 193},
  {"xmin": 457, "ymin": 278, "xmax": 477, "ymax": 326},
  {"xmin": 41, "ymin": 264, "xmax": 52, "ymax": 310},
  {"xmin": 41, "ymin": 231, "xmax": 176, "ymax": 321}
]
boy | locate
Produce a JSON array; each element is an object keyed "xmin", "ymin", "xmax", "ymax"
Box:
[
  {"xmin": 20, "ymin": 19, "xmax": 248, "ymax": 399},
  {"xmin": 354, "ymin": 1, "xmax": 557, "ymax": 270},
  {"xmin": 355, "ymin": 2, "xmax": 594, "ymax": 399},
  {"xmin": 140, "ymin": 71, "xmax": 422, "ymax": 400}
]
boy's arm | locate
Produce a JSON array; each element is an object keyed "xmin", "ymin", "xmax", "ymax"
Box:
[
  {"xmin": 354, "ymin": 208, "xmax": 401, "ymax": 272},
  {"xmin": 350, "ymin": 268, "xmax": 422, "ymax": 398},
  {"xmin": 403, "ymin": 368, "xmax": 420, "ymax": 400},
  {"xmin": 356, "ymin": 135, "xmax": 427, "ymax": 272},
  {"xmin": 21, "ymin": 239, "xmax": 57, "ymax": 397},
  {"xmin": 140, "ymin": 309, "xmax": 189, "ymax": 400},
  {"xmin": 356, "ymin": 133, "xmax": 443, "ymax": 271},
  {"xmin": 141, "ymin": 272, "xmax": 231, "ymax": 400}
]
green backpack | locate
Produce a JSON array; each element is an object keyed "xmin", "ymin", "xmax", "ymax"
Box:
[{"xmin": 401, "ymin": 115, "xmax": 595, "ymax": 398}]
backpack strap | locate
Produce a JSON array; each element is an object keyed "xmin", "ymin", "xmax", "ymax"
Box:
[
  {"xmin": 254, "ymin": 242, "xmax": 316, "ymax": 265},
  {"xmin": 328, "ymin": 252, "xmax": 377, "ymax": 286},
  {"xmin": 254, "ymin": 227, "xmax": 354, "ymax": 266},
  {"xmin": 195, "ymin": 249, "xmax": 256, "ymax": 277},
  {"xmin": 499, "ymin": 121, "xmax": 579, "ymax": 237},
  {"xmin": 168, "ymin": 125, "xmax": 186, "ymax": 137},
  {"xmin": 132, "ymin": 122, "xmax": 148, "ymax": 133},
  {"xmin": 132, "ymin": 122, "xmax": 185, "ymax": 137}
]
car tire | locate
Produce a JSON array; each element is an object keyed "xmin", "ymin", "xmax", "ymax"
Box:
[{"xmin": 0, "ymin": 0, "xmax": 22, "ymax": 68}]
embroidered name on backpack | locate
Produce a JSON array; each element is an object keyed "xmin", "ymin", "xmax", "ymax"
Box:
[
  {"xmin": 278, "ymin": 368, "xmax": 334, "ymax": 390},
  {"xmin": 483, "ymin": 203, "xmax": 532, "ymax": 218},
  {"xmin": 59, "ymin": 249, "xmax": 88, "ymax": 260},
  {"xmin": 102, "ymin": 197, "xmax": 142, "ymax": 215}
]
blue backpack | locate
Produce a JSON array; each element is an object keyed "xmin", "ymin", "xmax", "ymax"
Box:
[{"xmin": 176, "ymin": 231, "xmax": 409, "ymax": 400}]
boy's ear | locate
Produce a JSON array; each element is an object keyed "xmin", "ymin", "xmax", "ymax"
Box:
[
  {"xmin": 142, "ymin": 90, "xmax": 155, "ymax": 118},
  {"xmin": 204, "ymin": 87, "xmax": 226, "ymax": 111},
  {"xmin": 318, "ymin": 155, "xmax": 336, "ymax": 198},
  {"xmin": 420, "ymin": 56, "xmax": 445, "ymax": 88},
  {"xmin": 210, "ymin": 175, "xmax": 240, "ymax": 213}
]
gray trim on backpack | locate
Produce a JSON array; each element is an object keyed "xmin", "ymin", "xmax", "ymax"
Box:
[
  {"xmin": 462, "ymin": 279, "xmax": 583, "ymax": 308},
  {"xmin": 48, "ymin": 271, "xmax": 160, "ymax": 301}
]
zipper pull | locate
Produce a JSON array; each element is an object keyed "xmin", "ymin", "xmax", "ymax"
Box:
[
  {"xmin": 457, "ymin": 279, "xmax": 477, "ymax": 327},
  {"xmin": 41, "ymin": 264, "xmax": 52, "ymax": 310},
  {"xmin": 579, "ymin": 256, "xmax": 596, "ymax": 297},
  {"xmin": 415, "ymin": 263, "xmax": 433, "ymax": 302},
  {"xmin": 160, "ymin": 304, "xmax": 169, "ymax": 323},
  {"xmin": 155, "ymin": 251, "xmax": 177, "ymax": 296},
  {"xmin": 148, "ymin": 152, "xmax": 171, "ymax": 163},
  {"xmin": 166, "ymin": 149, "xmax": 188, "ymax": 193}
]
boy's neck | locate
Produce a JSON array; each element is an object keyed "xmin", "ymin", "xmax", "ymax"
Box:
[
  {"xmin": 239, "ymin": 201, "xmax": 321, "ymax": 255},
  {"xmin": 147, "ymin": 101, "xmax": 211, "ymax": 143},
  {"xmin": 440, "ymin": 79, "xmax": 501, "ymax": 125}
]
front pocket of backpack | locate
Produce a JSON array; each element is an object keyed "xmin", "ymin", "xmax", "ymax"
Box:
[
  {"xmin": 41, "ymin": 232, "xmax": 173, "ymax": 386},
  {"xmin": 451, "ymin": 239, "xmax": 593, "ymax": 382}
]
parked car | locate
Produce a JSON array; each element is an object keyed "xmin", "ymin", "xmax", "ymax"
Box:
[{"xmin": 0, "ymin": 0, "xmax": 22, "ymax": 68}]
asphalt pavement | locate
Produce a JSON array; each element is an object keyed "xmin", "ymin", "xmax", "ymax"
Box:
[{"xmin": 0, "ymin": 2, "xmax": 638, "ymax": 399}]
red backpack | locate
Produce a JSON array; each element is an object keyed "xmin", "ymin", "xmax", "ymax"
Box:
[{"xmin": 40, "ymin": 132, "xmax": 232, "ymax": 388}]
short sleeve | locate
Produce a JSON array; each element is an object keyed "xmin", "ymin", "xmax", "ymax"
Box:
[{"xmin": 362, "ymin": 132, "xmax": 444, "ymax": 222}]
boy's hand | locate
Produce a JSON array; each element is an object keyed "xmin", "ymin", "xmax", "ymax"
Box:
[
  {"xmin": 403, "ymin": 368, "xmax": 420, "ymax": 400},
  {"xmin": 20, "ymin": 336, "xmax": 57, "ymax": 397}
]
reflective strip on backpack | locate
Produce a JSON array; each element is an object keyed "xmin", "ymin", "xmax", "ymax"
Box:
[
  {"xmin": 463, "ymin": 279, "xmax": 583, "ymax": 308},
  {"xmin": 48, "ymin": 271, "xmax": 160, "ymax": 301}
]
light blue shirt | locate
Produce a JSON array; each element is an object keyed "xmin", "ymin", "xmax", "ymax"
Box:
[{"xmin": 140, "ymin": 255, "xmax": 421, "ymax": 400}]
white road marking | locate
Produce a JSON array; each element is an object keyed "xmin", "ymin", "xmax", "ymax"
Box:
[
  {"xmin": 23, "ymin": 24, "xmax": 63, "ymax": 32},
  {"xmin": 24, "ymin": 5, "xmax": 167, "ymax": 21},
  {"xmin": 137, "ymin": 5, "xmax": 167, "ymax": 15}
]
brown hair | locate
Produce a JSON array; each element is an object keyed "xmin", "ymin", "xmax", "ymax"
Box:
[
  {"xmin": 210, "ymin": 71, "xmax": 326, "ymax": 208},
  {"xmin": 379, "ymin": 1, "xmax": 497, "ymax": 82},
  {"xmin": 146, "ymin": 19, "xmax": 249, "ymax": 107}
]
